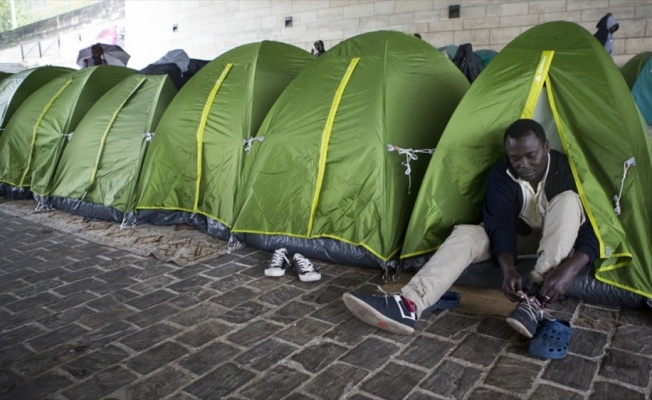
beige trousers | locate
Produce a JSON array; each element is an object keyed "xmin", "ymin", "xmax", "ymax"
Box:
[{"xmin": 401, "ymin": 191, "xmax": 585, "ymax": 318}]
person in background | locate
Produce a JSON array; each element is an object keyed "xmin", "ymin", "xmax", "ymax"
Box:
[
  {"xmin": 594, "ymin": 13, "xmax": 619, "ymax": 58},
  {"xmin": 311, "ymin": 40, "xmax": 326, "ymax": 57},
  {"xmin": 84, "ymin": 44, "xmax": 108, "ymax": 67}
]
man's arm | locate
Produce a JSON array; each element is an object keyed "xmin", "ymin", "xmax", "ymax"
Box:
[{"xmin": 539, "ymin": 251, "xmax": 589, "ymax": 303}]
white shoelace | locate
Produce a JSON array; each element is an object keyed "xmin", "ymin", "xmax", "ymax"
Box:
[
  {"xmin": 295, "ymin": 257, "xmax": 316, "ymax": 273},
  {"xmin": 519, "ymin": 297, "xmax": 554, "ymax": 322},
  {"xmin": 270, "ymin": 250, "xmax": 289, "ymax": 268}
]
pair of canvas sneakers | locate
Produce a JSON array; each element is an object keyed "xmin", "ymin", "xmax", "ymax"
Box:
[{"xmin": 265, "ymin": 248, "xmax": 321, "ymax": 282}]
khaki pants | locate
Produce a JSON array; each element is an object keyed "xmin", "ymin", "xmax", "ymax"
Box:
[{"xmin": 401, "ymin": 191, "xmax": 585, "ymax": 318}]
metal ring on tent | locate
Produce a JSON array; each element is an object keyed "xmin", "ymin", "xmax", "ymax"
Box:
[
  {"xmin": 62, "ymin": 132, "xmax": 73, "ymax": 140},
  {"xmin": 613, "ymin": 157, "xmax": 636, "ymax": 216},
  {"xmin": 243, "ymin": 136, "xmax": 264, "ymax": 154},
  {"xmin": 143, "ymin": 132, "xmax": 155, "ymax": 141},
  {"xmin": 387, "ymin": 144, "xmax": 434, "ymax": 193}
]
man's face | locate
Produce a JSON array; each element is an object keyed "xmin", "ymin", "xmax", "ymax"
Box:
[{"xmin": 505, "ymin": 131, "xmax": 549, "ymax": 185}]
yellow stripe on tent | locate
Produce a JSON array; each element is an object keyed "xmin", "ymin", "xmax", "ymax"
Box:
[
  {"xmin": 521, "ymin": 51, "xmax": 554, "ymax": 119},
  {"xmin": 19, "ymin": 79, "xmax": 73, "ymax": 187},
  {"xmin": 307, "ymin": 57, "xmax": 359, "ymax": 236},
  {"xmin": 193, "ymin": 63, "xmax": 233, "ymax": 213}
]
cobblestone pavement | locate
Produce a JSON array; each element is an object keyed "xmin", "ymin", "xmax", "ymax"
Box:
[{"xmin": 1, "ymin": 208, "xmax": 651, "ymax": 400}]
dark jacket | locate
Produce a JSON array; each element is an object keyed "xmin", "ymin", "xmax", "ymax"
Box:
[{"xmin": 483, "ymin": 149, "xmax": 598, "ymax": 264}]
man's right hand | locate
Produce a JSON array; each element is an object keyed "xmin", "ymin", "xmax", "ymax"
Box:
[{"xmin": 498, "ymin": 254, "xmax": 524, "ymax": 302}]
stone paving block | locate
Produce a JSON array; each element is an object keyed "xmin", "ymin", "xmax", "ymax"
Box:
[
  {"xmin": 61, "ymin": 344, "xmax": 130, "ymax": 379},
  {"xmin": 96, "ymin": 266, "xmax": 144, "ymax": 282},
  {"xmin": 569, "ymin": 328, "xmax": 608, "ymax": 358},
  {"xmin": 126, "ymin": 341, "xmax": 189, "ymax": 375},
  {"xmin": 574, "ymin": 305, "xmax": 618, "ymax": 332},
  {"xmin": 542, "ymin": 354, "xmax": 598, "ymax": 391},
  {"xmin": 202, "ymin": 253, "xmax": 241, "ymax": 267},
  {"xmin": 450, "ymin": 333, "xmax": 507, "ymax": 366},
  {"xmin": 38, "ymin": 305, "xmax": 97, "ymax": 329},
  {"xmin": 169, "ymin": 264, "xmax": 210, "ymax": 280},
  {"xmin": 91, "ymin": 278, "xmax": 140, "ymax": 296},
  {"xmin": 26, "ymin": 323, "xmax": 89, "ymax": 352},
  {"xmin": 467, "ymin": 387, "xmax": 521, "ymax": 400},
  {"xmin": 340, "ymin": 337, "xmax": 400, "ymax": 370},
  {"xmin": 121, "ymin": 366, "xmax": 193, "ymax": 400},
  {"xmin": 292, "ymin": 342, "xmax": 348, "ymax": 373},
  {"xmin": 484, "ymin": 356, "xmax": 542, "ymax": 395},
  {"xmin": 589, "ymin": 381, "xmax": 646, "ymax": 400},
  {"xmin": 167, "ymin": 275, "xmax": 215, "ymax": 293},
  {"xmin": 425, "ymin": 312, "xmax": 478, "ymax": 340},
  {"xmin": 277, "ymin": 317, "xmax": 335, "ymax": 346},
  {"xmin": 0, "ymin": 344, "xmax": 34, "ymax": 369},
  {"xmin": 53, "ymin": 277, "xmax": 104, "ymax": 296},
  {"xmin": 257, "ymin": 285, "xmax": 305, "ymax": 306},
  {"xmin": 397, "ymin": 335, "xmax": 455, "ymax": 369},
  {"xmin": 361, "ymin": 361, "xmax": 427, "ymax": 399},
  {"xmin": 16, "ymin": 342, "xmax": 89, "ymax": 377},
  {"xmin": 0, "ymin": 368, "xmax": 23, "ymax": 395},
  {"xmin": 329, "ymin": 271, "xmax": 376, "ymax": 288},
  {"xmin": 406, "ymin": 390, "xmax": 440, "ymax": 400},
  {"xmin": 477, "ymin": 316, "xmax": 519, "ymax": 340},
  {"xmin": 2, "ymin": 371, "xmax": 72, "ymax": 399},
  {"xmin": 300, "ymin": 285, "xmax": 347, "ymax": 305},
  {"xmin": 598, "ymin": 348, "xmax": 651, "ymax": 387},
  {"xmin": 235, "ymin": 337, "xmax": 298, "ymax": 371},
  {"xmin": 219, "ymin": 301, "xmax": 272, "ymax": 324},
  {"xmin": 177, "ymin": 320, "xmax": 232, "ymax": 348},
  {"xmin": 529, "ymin": 384, "xmax": 584, "ymax": 400},
  {"xmin": 619, "ymin": 308, "xmax": 652, "ymax": 328},
  {"xmin": 203, "ymin": 262, "xmax": 247, "ymax": 278},
  {"xmin": 86, "ymin": 289, "xmax": 140, "ymax": 311},
  {"xmin": 268, "ymin": 301, "xmax": 317, "ymax": 325},
  {"xmin": 239, "ymin": 365, "xmax": 309, "ymax": 400},
  {"xmin": 13, "ymin": 279, "xmax": 63, "ymax": 299},
  {"xmin": 311, "ymin": 299, "xmax": 354, "ymax": 325},
  {"xmin": 0, "ymin": 293, "xmax": 18, "ymax": 306},
  {"xmin": 79, "ymin": 304, "xmax": 137, "ymax": 329},
  {"xmin": 82, "ymin": 320, "xmax": 140, "ymax": 349},
  {"xmin": 58, "ymin": 266, "xmax": 104, "ymax": 283},
  {"xmin": 0, "ymin": 324, "xmax": 46, "ymax": 350},
  {"xmin": 212, "ymin": 286, "xmax": 262, "ymax": 307},
  {"xmin": 126, "ymin": 289, "xmax": 177, "ymax": 310},
  {"xmin": 21, "ymin": 267, "xmax": 68, "ymax": 284},
  {"xmin": 128, "ymin": 275, "xmax": 178, "ymax": 294},
  {"xmin": 170, "ymin": 302, "xmax": 225, "ymax": 327},
  {"xmin": 209, "ymin": 274, "xmax": 255, "ymax": 292},
  {"xmin": 178, "ymin": 341, "xmax": 242, "ymax": 375},
  {"xmin": 120, "ymin": 323, "xmax": 181, "ymax": 351},
  {"xmin": 170, "ymin": 287, "xmax": 219, "ymax": 308},
  {"xmin": 125, "ymin": 303, "xmax": 180, "ymax": 327},
  {"xmin": 4, "ymin": 291, "xmax": 61, "ymax": 312},
  {"xmin": 45, "ymin": 290, "xmax": 98, "ymax": 312},
  {"xmin": 303, "ymin": 362, "xmax": 369, "ymax": 400},
  {"xmin": 62, "ymin": 365, "xmax": 137, "ymax": 399},
  {"xmin": 0, "ymin": 277, "xmax": 30, "ymax": 294},
  {"xmin": 611, "ymin": 324, "xmax": 652, "ymax": 356},
  {"xmin": 233, "ymin": 251, "xmax": 268, "ymax": 266},
  {"xmin": 420, "ymin": 360, "xmax": 483, "ymax": 399},
  {"xmin": 226, "ymin": 319, "xmax": 285, "ymax": 347},
  {"xmin": 183, "ymin": 363, "xmax": 256, "ymax": 398}
]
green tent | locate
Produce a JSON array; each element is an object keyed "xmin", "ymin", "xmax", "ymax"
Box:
[
  {"xmin": 0, "ymin": 66, "xmax": 134, "ymax": 199},
  {"xmin": 232, "ymin": 31, "xmax": 469, "ymax": 268},
  {"xmin": 402, "ymin": 21, "xmax": 652, "ymax": 299},
  {"xmin": 135, "ymin": 41, "xmax": 314, "ymax": 239},
  {"xmin": 48, "ymin": 74, "xmax": 177, "ymax": 222},
  {"xmin": 0, "ymin": 66, "xmax": 73, "ymax": 133},
  {"xmin": 621, "ymin": 52, "xmax": 652, "ymax": 90}
]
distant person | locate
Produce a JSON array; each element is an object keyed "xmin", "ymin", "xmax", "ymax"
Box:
[
  {"xmin": 594, "ymin": 13, "xmax": 619, "ymax": 58},
  {"xmin": 311, "ymin": 40, "xmax": 326, "ymax": 57},
  {"xmin": 84, "ymin": 44, "xmax": 107, "ymax": 67},
  {"xmin": 413, "ymin": 33, "xmax": 422, "ymax": 39}
]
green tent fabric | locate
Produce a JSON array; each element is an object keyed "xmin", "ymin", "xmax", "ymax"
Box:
[
  {"xmin": 232, "ymin": 31, "xmax": 469, "ymax": 268},
  {"xmin": 135, "ymin": 41, "xmax": 314, "ymax": 239},
  {"xmin": 402, "ymin": 21, "xmax": 652, "ymax": 299},
  {"xmin": 620, "ymin": 52, "xmax": 652, "ymax": 90},
  {"xmin": 48, "ymin": 74, "xmax": 177, "ymax": 222},
  {"xmin": 0, "ymin": 66, "xmax": 73, "ymax": 133},
  {"xmin": 0, "ymin": 66, "xmax": 135, "ymax": 200}
]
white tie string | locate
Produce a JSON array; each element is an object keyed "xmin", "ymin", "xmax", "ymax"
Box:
[
  {"xmin": 387, "ymin": 144, "xmax": 434, "ymax": 193},
  {"xmin": 613, "ymin": 157, "xmax": 636, "ymax": 216},
  {"xmin": 243, "ymin": 136, "xmax": 265, "ymax": 154}
]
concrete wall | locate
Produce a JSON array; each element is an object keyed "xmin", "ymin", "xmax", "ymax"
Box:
[{"xmin": 125, "ymin": 0, "xmax": 652, "ymax": 69}]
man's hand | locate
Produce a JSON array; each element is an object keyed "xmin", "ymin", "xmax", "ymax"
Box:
[
  {"xmin": 539, "ymin": 252, "xmax": 589, "ymax": 303},
  {"xmin": 498, "ymin": 254, "xmax": 524, "ymax": 302}
]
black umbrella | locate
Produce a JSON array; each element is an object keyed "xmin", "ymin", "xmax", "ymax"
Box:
[{"xmin": 77, "ymin": 43, "xmax": 130, "ymax": 68}]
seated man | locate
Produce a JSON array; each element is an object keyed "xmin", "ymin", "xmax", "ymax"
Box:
[{"xmin": 343, "ymin": 119, "xmax": 598, "ymax": 338}]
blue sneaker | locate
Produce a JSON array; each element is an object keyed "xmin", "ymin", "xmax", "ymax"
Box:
[
  {"xmin": 342, "ymin": 291, "xmax": 416, "ymax": 335},
  {"xmin": 506, "ymin": 296, "xmax": 552, "ymax": 338}
]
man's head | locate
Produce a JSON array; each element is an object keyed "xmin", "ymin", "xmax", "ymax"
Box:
[{"xmin": 503, "ymin": 119, "xmax": 550, "ymax": 185}]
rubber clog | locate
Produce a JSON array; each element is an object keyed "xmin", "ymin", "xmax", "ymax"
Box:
[
  {"xmin": 422, "ymin": 290, "xmax": 461, "ymax": 313},
  {"xmin": 529, "ymin": 319, "xmax": 572, "ymax": 360}
]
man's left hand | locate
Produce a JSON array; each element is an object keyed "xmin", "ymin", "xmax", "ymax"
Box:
[{"xmin": 539, "ymin": 252, "xmax": 589, "ymax": 303}]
